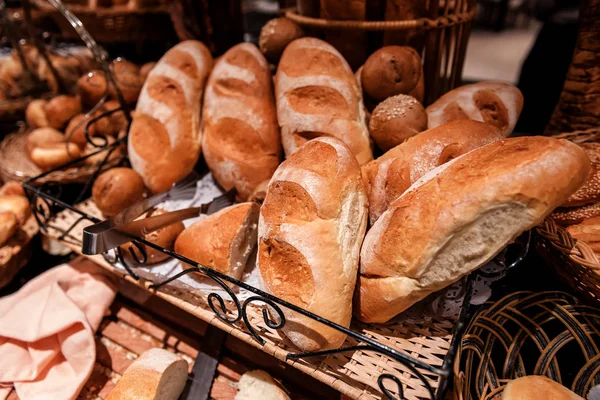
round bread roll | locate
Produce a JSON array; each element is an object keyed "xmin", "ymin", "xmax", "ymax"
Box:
[
  {"xmin": 361, "ymin": 46, "xmax": 423, "ymax": 102},
  {"xmin": 369, "ymin": 94, "xmax": 427, "ymax": 151},
  {"xmin": 77, "ymin": 70, "xmax": 107, "ymax": 107},
  {"xmin": 120, "ymin": 208, "xmax": 185, "ymax": 265},
  {"xmin": 92, "ymin": 167, "xmax": 146, "ymax": 216},
  {"xmin": 0, "ymin": 181, "xmax": 25, "ymax": 197},
  {"xmin": 502, "ymin": 376, "xmax": 583, "ymax": 400},
  {"xmin": 110, "ymin": 59, "xmax": 143, "ymax": 104},
  {"xmin": 563, "ymin": 142, "xmax": 600, "ymax": 207},
  {"xmin": 66, "ymin": 114, "xmax": 98, "ymax": 148},
  {"xmin": 0, "ymin": 212, "xmax": 18, "ymax": 246},
  {"xmin": 259, "ymin": 18, "xmax": 304, "ymax": 63},
  {"xmin": 103, "ymin": 100, "xmax": 128, "ymax": 136},
  {"xmin": 25, "ymin": 99, "xmax": 49, "ymax": 128},
  {"xmin": 0, "ymin": 195, "xmax": 31, "ymax": 225},
  {"xmin": 26, "ymin": 127, "xmax": 82, "ymax": 170},
  {"xmin": 26, "ymin": 127, "xmax": 64, "ymax": 153},
  {"xmin": 43, "ymin": 95, "xmax": 82, "ymax": 129},
  {"xmin": 140, "ymin": 62, "xmax": 156, "ymax": 81}
]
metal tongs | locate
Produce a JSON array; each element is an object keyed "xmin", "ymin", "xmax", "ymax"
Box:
[{"xmin": 82, "ymin": 172, "xmax": 236, "ymax": 255}]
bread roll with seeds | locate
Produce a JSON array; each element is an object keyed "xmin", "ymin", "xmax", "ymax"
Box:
[
  {"xmin": 563, "ymin": 143, "xmax": 600, "ymax": 207},
  {"xmin": 258, "ymin": 137, "xmax": 368, "ymax": 351},
  {"xmin": 552, "ymin": 202, "xmax": 600, "ymax": 226},
  {"xmin": 426, "ymin": 82, "xmax": 523, "ymax": 137},
  {"xmin": 275, "ymin": 38, "xmax": 372, "ymax": 165},
  {"xmin": 369, "ymin": 94, "xmax": 427, "ymax": 151}
]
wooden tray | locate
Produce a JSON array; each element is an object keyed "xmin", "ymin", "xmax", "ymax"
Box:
[
  {"xmin": 38, "ymin": 198, "xmax": 459, "ymax": 400},
  {"xmin": 0, "ymin": 214, "xmax": 38, "ymax": 289}
]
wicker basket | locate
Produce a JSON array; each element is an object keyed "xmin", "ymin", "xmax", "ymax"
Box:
[
  {"xmin": 454, "ymin": 291, "xmax": 600, "ymax": 399},
  {"xmin": 284, "ymin": 0, "xmax": 477, "ymax": 105}
]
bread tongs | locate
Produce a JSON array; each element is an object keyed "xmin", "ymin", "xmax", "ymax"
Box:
[{"xmin": 82, "ymin": 172, "xmax": 236, "ymax": 255}]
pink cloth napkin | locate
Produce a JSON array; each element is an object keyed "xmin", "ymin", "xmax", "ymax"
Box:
[{"xmin": 0, "ymin": 258, "xmax": 117, "ymax": 400}]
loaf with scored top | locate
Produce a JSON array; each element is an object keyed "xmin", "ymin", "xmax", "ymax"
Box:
[
  {"xmin": 128, "ymin": 41, "xmax": 213, "ymax": 193},
  {"xmin": 357, "ymin": 136, "xmax": 590, "ymax": 323},
  {"xmin": 275, "ymin": 37, "xmax": 373, "ymax": 166},
  {"xmin": 202, "ymin": 43, "xmax": 281, "ymax": 201}
]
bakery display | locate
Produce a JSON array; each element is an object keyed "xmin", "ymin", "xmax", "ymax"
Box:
[
  {"xmin": 175, "ymin": 202, "xmax": 259, "ymax": 280},
  {"xmin": 363, "ymin": 120, "xmax": 504, "ymax": 224},
  {"xmin": 356, "ymin": 136, "xmax": 589, "ymax": 323},
  {"xmin": 105, "ymin": 348, "xmax": 188, "ymax": 400},
  {"xmin": 202, "ymin": 43, "xmax": 281, "ymax": 201},
  {"xmin": 502, "ymin": 376, "xmax": 583, "ymax": 400},
  {"xmin": 368, "ymin": 94, "xmax": 427, "ymax": 152},
  {"xmin": 258, "ymin": 137, "xmax": 368, "ymax": 351},
  {"xmin": 275, "ymin": 37, "xmax": 372, "ymax": 166},
  {"xmin": 259, "ymin": 18, "xmax": 304, "ymax": 63},
  {"xmin": 91, "ymin": 167, "xmax": 146, "ymax": 217},
  {"xmin": 235, "ymin": 370, "xmax": 290, "ymax": 400},
  {"xmin": 128, "ymin": 40, "xmax": 213, "ymax": 193},
  {"xmin": 426, "ymin": 82, "xmax": 524, "ymax": 137}
]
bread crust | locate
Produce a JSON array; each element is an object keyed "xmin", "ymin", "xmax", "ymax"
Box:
[
  {"xmin": 275, "ymin": 38, "xmax": 373, "ymax": 166},
  {"xmin": 258, "ymin": 137, "xmax": 368, "ymax": 351},
  {"xmin": 357, "ymin": 137, "xmax": 590, "ymax": 323},
  {"xmin": 501, "ymin": 376, "xmax": 583, "ymax": 399}
]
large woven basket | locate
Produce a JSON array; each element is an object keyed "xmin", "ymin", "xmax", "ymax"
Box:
[
  {"xmin": 284, "ymin": 0, "xmax": 477, "ymax": 105},
  {"xmin": 454, "ymin": 291, "xmax": 600, "ymax": 399}
]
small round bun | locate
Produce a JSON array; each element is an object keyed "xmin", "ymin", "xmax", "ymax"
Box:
[
  {"xmin": 92, "ymin": 167, "xmax": 146, "ymax": 217},
  {"xmin": 66, "ymin": 114, "xmax": 97, "ymax": 148},
  {"xmin": 77, "ymin": 70, "xmax": 107, "ymax": 107},
  {"xmin": 103, "ymin": 100, "xmax": 128, "ymax": 136},
  {"xmin": 120, "ymin": 208, "xmax": 185, "ymax": 265},
  {"xmin": 0, "ymin": 181, "xmax": 25, "ymax": 197},
  {"xmin": 259, "ymin": 18, "xmax": 304, "ymax": 62},
  {"xmin": 140, "ymin": 62, "xmax": 156, "ymax": 81},
  {"xmin": 25, "ymin": 99, "xmax": 49, "ymax": 128},
  {"xmin": 361, "ymin": 46, "xmax": 423, "ymax": 102},
  {"xmin": 0, "ymin": 195, "xmax": 31, "ymax": 225},
  {"xmin": 369, "ymin": 94, "xmax": 427, "ymax": 152},
  {"xmin": 110, "ymin": 59, "xmax": 143, "ymax": 104},
  {"xmin": 43, "ymin": 95, "xmax": 82, "ymax": 129}
]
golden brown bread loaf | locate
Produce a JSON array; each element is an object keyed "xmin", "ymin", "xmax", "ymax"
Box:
[
  {"xmin": 357, "ymin": 136, "xmax": 590, "ymax": 323},
  {"xmin": 426, "ymin": 82, "xmax": 524, "ymax": 137},
  {"xmin": 563, "ymin": 142, "xmax": 600, "ymax": 207},
  {"xmin": 105, "ymin": 348, "xmax": 188, "ymax": 400},
  {"xmin": 368, "ymin": 94, "xmax": 427, "ymax": 152},
  {"xmin": 128, "ymin": 41, "xmax": 213, "ymax": 193},
  {"xmin": 275, "ymin": 37, "xmax": 372, "ymax": 166},
  {"xmin": 320, "ymin": 0, "xmax": 367, "ymax": 69},
  {"xmin": 202, "ymin": 43, "xmax": 281, "ymax": 201},
  {"xmin": 502, "ymin": 376, "xmax": 583, "ymax": 400},
  {"xmin": 363, "ymin": 120, "xmax": 504, "ymax": 225},
  {"xmin": 361, "ymin": 46, "xmax": 424, "ymax": 103},
  {"xmin": 92, "ymin": 168, "xmax": 146, "ymax": 217},
  {"xmin": 566, "ymin": 216, "xmax": 600, "ymax": 253},
  {"xmin": 26, "ymin": 127, "xmax": 82, "ymax": 170},
  {"xmin": 175, "ymin": 202, "xmax": 259, "ymax": 280},
  {"xmin": 259, "ymin": 18, "xmax": 304, "ymax": 63},
  {"xmin": 258, "ymin": 137, "xmax": 368, "ymax": 351},
  {"xmin": 120, "ymin": 208, "xmax": 184, "ymax": 265}
]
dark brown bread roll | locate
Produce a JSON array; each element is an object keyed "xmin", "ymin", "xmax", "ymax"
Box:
[
  {"xmin": 92, "ymin": 168, "xmax": 146, "ymax": 217},
  {"xmin": 369, "ymin": 94, "xmax": 426, "ymax": 151},
  {"xmin": 259, "ymin": 18, "xmax": 304, "ymax": 63}
]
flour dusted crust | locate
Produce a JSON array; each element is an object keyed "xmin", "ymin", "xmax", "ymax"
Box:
[
  {"xmin": 362, "ymin": 120, "xmax": 504, "ymax": 225},
  {"xmin": 128, "ymin": 40, "xmax": 213, "ymax": 193},
  {"xmin": 426, "ymin": 82, "xmax": 524, "ymax": 137},
  {"xmin": 202, "ymin": 43, "xmax": 281, "ymax": 201},
  {"xmin": 275, "ymin": 38, "xmax": 373, "ymax": 166},
  {"xmin": 357, "ymin": 137, "xmax": 590, "ymax": 323},
  {"xmin": 258, "ymin": 137, "xmax": 368, "ymax": 351}
]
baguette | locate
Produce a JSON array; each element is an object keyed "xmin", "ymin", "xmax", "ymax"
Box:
[
  {"xmin": 426, "ymin": 82, "xmax": 523, "ymax": 137},
  {"xmin": 357, "ymin": 136, "xmax": 590, "ymax": 323},
  {"xmin": 128, "ymin": 41, "xmax": 213, "ymax": 193},
  {"xmin": 202, "ymin": 43, "xmax": 281, "ymax": 201},
  {"xmin": 275, "ymin": 38, "xmax": 373, "ymax": 165},
  {"xmin": 363, "ymin": 120, "xmax": 504, "ymax": 224},
  {"xmin": 258, "ymin": 137, "xmax": 368, "ymax": 351}
]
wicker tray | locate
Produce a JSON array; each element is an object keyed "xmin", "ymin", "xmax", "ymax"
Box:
[
  {"xmin": 0, "ymin": 214, "xmax": 38, "ymax": 289},
  {"xmin": 35, "ymin": 197, "xmax": 460, "ymax": 400}
]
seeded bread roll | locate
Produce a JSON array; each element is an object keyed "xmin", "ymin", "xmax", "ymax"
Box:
[
  {"xmin": 502, "ymin": 376, "xmax": 583, "ymax": 400},
  {"xmin": 426, "ymin": 81, "xmax": 524, "ymax": 137},
  {"xmin": 175, "ymin": 202, "xmax": 259, "ymax": 280},
  {"xmin": 363, "ymin": 120, "xmax": 504, "ymax": 225},
  {"xmin": 369, "ymin": 94, "xmax": 427, "ymax": 151},
  {"xmin": 552, "ymin": 202, "xmax": 600, "ymax": 226},
  {"xmin": 259, "ymin": 18, "xmax": 304, "ymax": 63},
  {"xmin": 202, "ymin": 43, "xmax": 281, "ymax": 201},
  {"xmin": 357, "ymin": 136, "xmax": 590, "ymax": 323},
  {"xmin": 275, "ymin": 38, "xmax": 372, "ymax": 165},
  {"xmin": 258, "ymin": 137, "xmax": 368, "ymax": 351},
  {"xmin": 563, "ymin": 142, "xmax": 600, "ymax": 207}
]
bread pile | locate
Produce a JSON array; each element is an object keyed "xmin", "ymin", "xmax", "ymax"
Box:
[{"xmin": 0, "ymin": 182, "xmax": 31, "ymax": 247}]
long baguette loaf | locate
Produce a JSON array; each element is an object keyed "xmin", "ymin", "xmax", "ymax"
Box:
[
  {"xmin": 275, "ymin": 38, "xmax": 373, "ymax": 166},
  {"xmin": 128, "ymin": 41, "xmax": 213, "ymax": 193},
  {"xmin": 357, "ymin": 136, "xmax": 590, "ymax": 323},
  {"xmin": 258, "ymin": 137, "xmax": 368, "ymax": 351},
  {"xmin": 362, "ymin": 120, "xmax": 504, "ymax": 224},
  {"xmin": 426, "ymin": 82, "xmax": 523, "ymax": 137},
  {"xmin": 202, "ymin": 43, "xmax": 281, "ymax": 201}
]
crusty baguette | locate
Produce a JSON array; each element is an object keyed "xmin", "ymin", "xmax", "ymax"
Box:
[
  {"xmin": 202, "ymin": 43, "xmax": 281, "ymax": 201},
  {"xmin": 106, "ymin": 348, "xmax": 188, "ymax": 400},
  {"xmin": 363, "ymin": 120, "xmax": 504, "ymax": 224},
  {"xmin": 426, "ymin": 81, "xmax": 523, "ymax": 137},
  {"xmin": 502, "ymin": 376, "xmax": 583, "ymax": 400},
  {"xmin": 235, "ymin": 370, "xmax": 290, "ymax": 400},
  {"xmin": 275, "ymin": 37, "xmax": 373, "ymax": 166},
  {"xmin": 258, "ymin": 137, "xmax": 368, "ymax": 351},
  {"xmin": 357, "ymin": 136, "xmax": 590, "ymax": 323},
  {"xmin": 175, "ymin": 202, "xmax": 259, "ymax": 280},
  {"xmin": 128, "ymin": 41, "xmax": 212, "ymax": 193}
]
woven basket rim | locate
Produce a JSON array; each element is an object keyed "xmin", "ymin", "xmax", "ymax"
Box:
[
  {"xmin": 32, "ymin": 0, "xmax": 168, "ymax": 15},
  {"xmin": 284, "ymin": 9, "xmax": 476, "ymax": 31}
]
